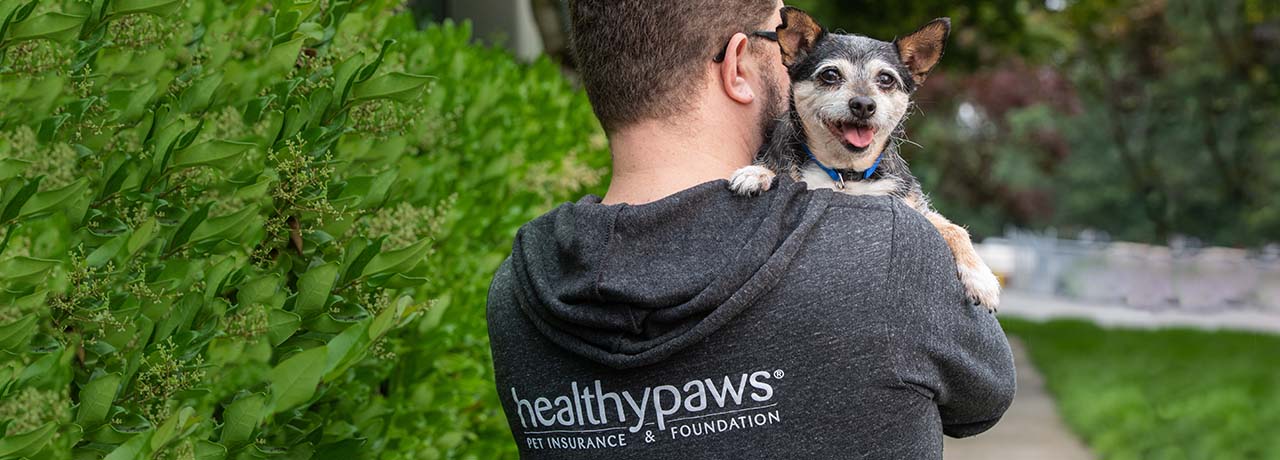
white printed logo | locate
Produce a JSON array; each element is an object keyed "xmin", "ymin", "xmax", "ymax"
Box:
[{"xmin": 509, "ymin": 369, "xmax": 785, "ymax": 451}]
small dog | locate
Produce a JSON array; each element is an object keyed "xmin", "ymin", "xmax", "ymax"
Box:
[{"xmin": 730, "ymin": 7, "xmax": 1001, "ymax": 310}]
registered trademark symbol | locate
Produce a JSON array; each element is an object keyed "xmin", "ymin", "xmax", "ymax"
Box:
[{"xmin": 774, "ymin": 369, "xmax": 784, "ymax": 379}]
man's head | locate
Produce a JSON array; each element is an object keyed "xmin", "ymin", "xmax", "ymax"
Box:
[{"xmin": 569, "ymin": 0, "xmax": 787, "ymax": 138}]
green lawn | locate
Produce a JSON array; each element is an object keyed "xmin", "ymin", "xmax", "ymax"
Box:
[{"xmin": 1001, "ymin": 318, "xmax": 1280, "ymax": 460}]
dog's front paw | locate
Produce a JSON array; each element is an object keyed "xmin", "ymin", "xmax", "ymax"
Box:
[
  {"xmin": 958, "ymin": 262, "xmax": 1001, "ymax": 312},
  {"xmin": 729, "ymin": 166, "xmax": 776, "ymax": 196}
]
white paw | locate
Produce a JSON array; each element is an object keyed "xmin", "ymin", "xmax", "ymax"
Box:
[
  {"xmin": 729, "ymin": 166, "xmax": 776, "ymax": 196},
  {"xmin": 958, "ymin": 262, "xmax": 1001, "ymax": 312}
]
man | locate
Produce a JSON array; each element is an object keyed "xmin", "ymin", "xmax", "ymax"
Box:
[{"xmin": 486, "ymin": 1, "xmax": 1016, "ymax": 458}]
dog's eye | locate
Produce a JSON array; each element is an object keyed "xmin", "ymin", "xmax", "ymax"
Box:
[
  {"xmin": 876, "ymin": 72, "xmax": 897, "ymax": 89},
  {"xmin": 818, "ymin": 68, "xmax": 843, "ymax": 85}
]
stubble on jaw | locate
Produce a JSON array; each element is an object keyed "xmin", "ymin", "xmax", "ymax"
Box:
[{"xmin": 756, "ymin": 61, "xmax": 787, "ymax": 149}]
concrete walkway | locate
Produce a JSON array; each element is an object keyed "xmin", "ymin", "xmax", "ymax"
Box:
[{"xmin": 944, "ymin": 338, "xmax": 1093, "ymax": 460}]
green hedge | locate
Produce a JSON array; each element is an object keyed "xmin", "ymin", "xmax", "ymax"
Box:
[{"xmin": 0, "ymin": 1, "xmax": 607, "ymax": 458}]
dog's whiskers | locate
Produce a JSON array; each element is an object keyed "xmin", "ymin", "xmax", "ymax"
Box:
[{"xmin": 891, "ymin": 134, "xmax": 923, "ymax": 150}]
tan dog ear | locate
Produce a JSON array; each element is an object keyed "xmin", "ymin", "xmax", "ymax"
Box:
[
  {"xmin": 895, "ymin": 18, "xmax": 951, "ymax": 85},
  {"xmin": 777, "ymin": 7, "xmax": 825, "ymax": 67}
]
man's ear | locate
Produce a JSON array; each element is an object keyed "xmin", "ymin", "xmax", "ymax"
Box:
[
  {"xmin": 777, "ymin": 7, "xmax": 825, "ymax": 67},
  {"xmin": 895, "ymin": 18, "xmax": 951, "ymax": 85}
]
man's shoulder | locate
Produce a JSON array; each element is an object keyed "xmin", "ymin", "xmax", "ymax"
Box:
[
  {"xmin": 801, "ymin": 192, "xmax": 966, "ymax": 322},
  {"xmin": 817, "ymin": 192, "xmax": 951, "ymax": 261}
]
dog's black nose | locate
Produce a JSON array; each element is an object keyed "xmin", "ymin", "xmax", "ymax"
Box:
[{"xmin": 850, "ymin": 97, "xmax": 876, "ymax": 119}]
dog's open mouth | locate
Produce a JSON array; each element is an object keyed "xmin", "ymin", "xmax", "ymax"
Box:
[{"xmin": 828, "ymin": 120, "xmax": 876, "ymax": 150}]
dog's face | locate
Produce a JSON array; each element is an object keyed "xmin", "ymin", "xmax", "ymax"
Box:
[{"xmin": 775, "ymin": 8, "xmax": 950, "ymax": 171}]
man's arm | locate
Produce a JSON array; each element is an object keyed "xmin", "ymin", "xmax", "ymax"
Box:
[{"xmin": 884, "ymin": 201, "xmax": 1017, "ymax": 438}]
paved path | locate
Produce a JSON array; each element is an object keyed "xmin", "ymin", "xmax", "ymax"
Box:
[{"xmin": 944, "ymin": 338, "xmax": 1093, "ymax": 460}]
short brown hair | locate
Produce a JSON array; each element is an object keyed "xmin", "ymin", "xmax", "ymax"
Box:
[{"xmin": 569, "ymin": 0, "xmax": 778, "ymax": 132}]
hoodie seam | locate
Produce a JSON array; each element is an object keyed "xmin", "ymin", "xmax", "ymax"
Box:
[
  {"xmin": 884, "ymin": 198, "xmax": 935, "ymax": 400},
  {"xmin": 592, "ymin": 205, "xmax": 642, "ymax": 347}
]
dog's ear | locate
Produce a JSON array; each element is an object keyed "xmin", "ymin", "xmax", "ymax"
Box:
[
  {"xmin": 895, "ymin": 18, "xmax": 950, "ymax": 85},
  {"xmin": 777, "ymin": 7, "xmax": 825, "ymax": 67}
]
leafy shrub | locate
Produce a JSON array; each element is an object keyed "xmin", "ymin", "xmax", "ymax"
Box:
[{"xmin": 0, "ymin": 0, "xmax": 606, "ymax": 458}]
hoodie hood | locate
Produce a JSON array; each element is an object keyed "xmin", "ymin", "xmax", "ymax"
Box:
[{"xmin": 509, "ymin": 177, "xmax": 831, "ymax": 369}]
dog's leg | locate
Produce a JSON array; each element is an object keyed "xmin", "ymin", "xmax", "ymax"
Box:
[
  {"xmin": 729, "ymin": 164, "xmax": 777, "ymax": 196},
  {"xmin": 921, "ymin": 211, "xmax": 1001, "ymax": 312}
]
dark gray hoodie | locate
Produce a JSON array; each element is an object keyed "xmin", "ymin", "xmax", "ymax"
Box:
[{"xmin": 487, "ymin": 177, "xmax": 1015, "ymax": 459}]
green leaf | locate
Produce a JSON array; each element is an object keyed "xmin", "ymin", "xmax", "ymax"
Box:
[
  {"xmin": 170, "ymin": 140, "xmax": 255, "ymax": 171},
  {"xmin": 269, "ymin": 346, "xmax": 327, "ymax": 413},
  {"xmin": 19, "ymin": 178, "xmax": 88, "ymax": 220},
  {"xmin": 332, "ymin": 54, "xmax": 364, "ymax": 105},
  {"xmin": 0, "ymin": 159, "xmax": 30, "ymax": 181},
  {"xmin": 0, "ymin": 314, "xmax": 37, "ymax": 352},
  {"xmin": 220, "ymin": 393, "xmax": 265, "ymax": 446},
  {"xmin": 378, "ymin": 272, "xmax": 431, "ymax": 289},
  {"xmin": 179, "ymin": 73, "xmax": 223, "ymax": 113},
  {"xmin": 11, "ymin": 287, "xmax": 46, "ymax": 311},
  {"xmin": 354, "ymin": 39, "xmax": 396, "ymax": 83},
  {"xmin": 13, "ymin": 1, "xmax": 37, "ymax": 22},
  {"xmin": 108, "ymin": 0, "xmax": 184, "ymax": 16},
  {"xmin": 277, "ymin": 103, "xmax": 307, "ymax": 142},
  {"xmin": 16, "ymin": 347, "xmax": 69, "ymax": 387},
  {"xmin": 7, "ymin": 12, "xmax": 85, "ymax": 43},
  {"xmin": 296, "ymin": 21, "xmax": 323, "ymax": 41},
  {"xmin": 295, "ymin": 262, "xmax": 339, "ymax": 319},
  {"xmin": 271, "ymin": 10, "xmax": 301, "ymax": 44},
  {"xmin": 173, "ymin": 119, "xmax": 206, "ymax": 152},
  {"xmin": 0, "ymin": 176, "xmax": 41, "ymax": 223},
  {"xmin": 99, "ymin": 158, "xmax": 132, "ymax": 200},
  {"xmin": 362, "ymin": 238, "xmax": 432, "ymax": 278},
  {"xmin": 242, "ymin": 95, "xmax": 276, "ymax": 124},
  {"xmin": 362, "ymin": 171, "xmax": 397, "ymax": 208},
  {"xmin": 0, "ymin": 256, "xmax": 60, "ymax": 285},
  {"xmin": 350, "ymin": 72, "xmax": 434, "ymax": 103},
  {"xmin": 370, "ymin": 295, "xmax": 420, "ymax": 339},
  {"xmin": 236, "ymin": 274, "xmax": 281, "ymax": 306},
  {"xmin": 0, "ymin": 422, "xmax": 57, "ymax": 458},
  {"xmin": 340, "ymin": 236, "xmax": 382, "ymax": 284},
  {"xmin": 261, "ymin": 37, "xmax": 305, "ymax": 80},
  {"xmin": 152, "ymin": 294, "xmax": 201, "ymax": 343},
  {"xmin": 0, "ymin": 2, "xmax": 38, "ymax": 46},
  {"xmin": 193, "ymin": 440, "xmax": 227, "ymax": 460},
  {"xmin": 334, "ymin": 171, "xmax": 397, "ymax": 210},
  {"xmin": 59, "ymin": 423, "xmax": 85, "ymax": 453},
  {"xmin": 166, "ymin": 204, "xmax": 210, "ymax": 253},
  {"xmin": 126, "ymin": 218, "xmax": 157, "ymax": 258},
  {"xmin": 323, "ymin": 321, "xmax": 369, "ymax": 382},
  {"xmin": 103, "ymin": 430, "xmax": 153, "ymax": 460},
  {"xmin": 203, "ymin": 256, "xmax": 239, "ymax": 299},
  {"xmin": 85, "ymin": 232, "xmax": 129, "ymax": 267},
  {"xmin": 151, "ymin": 406, "xmax": 196, "ymax": 451},
  {"xmin": 77, "ymin": 373, "xmax": 122, "ymax": 427},
  {"xmin": 267, "ymin": 309, "xmax": 299, "ymax": 347},
  {"xmin": 188, "ymin": 206, "xmax": 258, "ymax": 246}
]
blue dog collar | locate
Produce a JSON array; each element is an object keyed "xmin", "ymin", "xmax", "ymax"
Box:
[{"xmin": 801, "ymin": 143, "xmax": 883, "ymax": 187}]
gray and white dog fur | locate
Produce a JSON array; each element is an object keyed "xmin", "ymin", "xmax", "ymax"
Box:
[{"xmin": 730, "ymin": 7, "xmax": 1001, "ymax": 310}]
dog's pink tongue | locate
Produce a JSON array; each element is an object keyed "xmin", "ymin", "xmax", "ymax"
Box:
[{"xmin": 843, "ymin": 126, "xmax": 875, "ymax": 148}]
